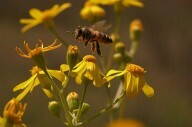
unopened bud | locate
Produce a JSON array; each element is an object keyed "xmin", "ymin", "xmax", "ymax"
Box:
[
  {"xmin": 66, "ymin": 92, "xmax": 79, "ymax": 111},
  {"xmin": 114, "ymin": 42, "xmax": 125, "ymax": 53},
  {"xmin": 111, "ymin": 33, "xmax": 120, "ymax": 42},
  {"xmin": 81, "ymin": 103, "xmax": 90, "ymax": 115},
  {"xmin": 80, "ymin": 3, "xmax": 105, "ymax": 22},
  {"xmin": 113, "ymin": 53, "xmax": 123, "ymax": 63},
  {"xmin": 48, "ymin": 101, "xmax": 61, "ymax": 117},
  {"xmin": 130, "ymin": 19, "xmax": 143, "ymax": 41},
  {"xmin": 67, "ymin": 45, "xmax": 79, "ymax": 70}
]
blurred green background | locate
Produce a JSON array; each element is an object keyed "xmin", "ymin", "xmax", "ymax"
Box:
[{"xmin": 0, "ymin": 0, "xmax": 192, "ymax": 127}]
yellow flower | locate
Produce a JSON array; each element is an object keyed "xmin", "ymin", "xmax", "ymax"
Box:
[
  {"xmin": 105, "ymin": 64, "xmax": 154, "ymax": 97},
  {"xmin": 80, "ymin": 2, "xmax": 105, "ymax": 21},
  {"xmin": 88, "ymin": 0, "xmax": 143, "ymax": 7},
  {"xmin": 20, "ymin": 3, "xmax": 71, "ymax": 32},
  {"xmin": 107, "ymin": 119, "xmax": 144, "ymax": 127},
  {"xmin": 71, "ymin": 55, "xmax": 106, "ymax": 87},
  {"xmin": 16, "ymin": 40, "xmax": 61, "ymax": 70},
  {"xmin": 0, "ymin": 98, "xmax": 27, "ymax": 127},
  {"xmin": 13, "ymin": 66, "xmax": 67, "ymax": 101}
]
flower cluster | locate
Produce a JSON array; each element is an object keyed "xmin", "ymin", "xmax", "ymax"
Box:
[{"xmin": 0, "ymin": 0, "xmax": 157, "ymax": 127}]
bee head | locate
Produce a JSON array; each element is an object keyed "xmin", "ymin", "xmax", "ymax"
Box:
[{"xmin": 74, "ymin": 26, "xmax": 83, "ymax": 39}]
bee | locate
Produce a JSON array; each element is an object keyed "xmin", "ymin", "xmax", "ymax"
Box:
[{"xmin": 74, "ymin": 20, "xmax": 113, "ymax": 56}]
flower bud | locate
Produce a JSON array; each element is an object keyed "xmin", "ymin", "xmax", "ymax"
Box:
[
  {"xmin": 66, "ymin": 92, "xmax": 79, "ymax": 111},
  {"xmin": 113, "ymin": 53, "xmax": 123, "ymax": 63},
  {"xmin": 80, "ymin": 3, "xmax": 105, "ymax": 21},
  {"xmin": 114, "ymin": 42, "xmax": 125, "ymax": 53},
  {"xmin": 111, "ymin": 33, "xmax": 120, "ymax": 42},
  {"xmin": 67, "ymin": 45, "xmax": 79, "ymax": 70},
  {"xmin": 48, "ymin": 101, "xmax": 61, "ymax": 117},
  {"xmin": 130, "ymin": 19, "xmax": 143, "ymax": 41},
  {"xmin": 81, "ymin": 103, "xmax": 90, "ymax": 115}
]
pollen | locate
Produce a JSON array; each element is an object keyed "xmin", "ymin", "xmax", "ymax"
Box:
[
  {"xmin": 83, "ymin": 55, "xmax": 96, "ymax": 63},
  {"xmin": 126, "ymin": 64, "xmax": 145, "ymax": 74}
]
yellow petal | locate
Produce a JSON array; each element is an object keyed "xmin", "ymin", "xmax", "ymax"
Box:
[
  {"xmin": 42, "ymin": 88, "xmax": 53, "ymax": 98},
  {"xmin": 72, "ymin": 61, "xmax": 86, "ymax": 74},
  {"xmin": 92, "ymin": 66, "xmax": 106, "ymax": 87},
  {"xmin": 13, "ymin": 74, "xmax": 37, "ymax": 91},
  {"xmin": 48, "ymin": 70, "xmax": 66, "ymax": 81},
  {"xmin": 84, "ymin": 62, "xmax": 95, "ymax": 80},
  {"xmin": 106, "ymin": 69, "xmax": 123, "ymax": 76},
  {"xmin": 21, "ymin": 20, "xmax": 41, "ymax": 33},
  {"xmin": 0, "ymin": 117, "xmax": 4, "ymax": 125},
  {"xmin": 122, "ymin": 0, "xmax": 144, "ymax": 7},
  {"xmin": 75, "ymin": 67, "xmax": 87, "ymax": 85},
  {"xmin": 54, "ymin": 3, "xmax": 72, "ymax": 17},
  {"xmin": 20, "ymin": 19, "xmax": 36, "ymax": 24},
  {"xmin": 15, "ymin": 80, "xmax": 35, "ymax": 101},
  {"xmin": 142, "ymin": 84, "xmax": 154, "ymax": 97},
  {"xmin": 29, "ymin": 8, "xmax": 42, "ymax": 19},
  {"xmin": 29, "ymin": 77, "xmax": 40, "ymax": 92},
  {"xmin": 125, "ymin": 73, "xmax": 137, "ymax": 97},
  {"xmin": 105, "ymin": 69, "xmax": 126, "ymax": 81},
  {"xmin": 60, "ymin": 64, "xmax": 70, "ymax": 72}
]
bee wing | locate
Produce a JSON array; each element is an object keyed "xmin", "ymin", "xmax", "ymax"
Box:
[{"xmin": 91, "ymin": 20, "xmax": 111, "ymax": 32}]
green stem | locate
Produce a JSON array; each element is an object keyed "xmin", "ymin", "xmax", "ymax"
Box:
[
  {"xmin": 106, "ymin": 11, "xmax": 122, "ymax": 70},
  {"xmin": 77, "ymin": 82, "xmax": 88, "ymax": 120},
  {"xmin": 128, "ymin": 40, "xmax": 139, "ymax": 58},
  {"xmin": 81, "ymin": 92, "xmax": 125, "ymax": 126},
  {"xmin": 105, "ymin": 85, "xmax": 113, "ymax": 122},
  {"xmin": 43, "ymin": 69, "xmax": 73, "ymax": 127}
]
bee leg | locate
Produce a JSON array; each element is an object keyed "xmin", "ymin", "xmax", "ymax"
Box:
[
  {"xmin": 91, "ymin": 42, "xmax": 96, "ymax": 52},
  {"xmin": 96, "ymin": 41, "xmax": 101, "ymax": 56}
]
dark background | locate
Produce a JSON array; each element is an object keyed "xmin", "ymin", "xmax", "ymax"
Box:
[{"xmin": 0, "ymin": 0, "xmax": 192, "ymax": 127}]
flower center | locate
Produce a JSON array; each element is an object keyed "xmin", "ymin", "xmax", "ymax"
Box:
[
  {"xmin": 30, "ymin": 66, "xmax": 41, "ymax": 75},
  {"xmin": 67, "ymin": 92, "xmax": 79, "ymax": 101},
  {"xmin": 28, "ymin": 47, "xmax": 43, "ymax": 58},
  {"xmin": 126, "ymin": 64, "xmax": 145, "ymax": 74},
  {"xmin": 83, "ymin": 55, "xmax": 96, "ymax": 63}
]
